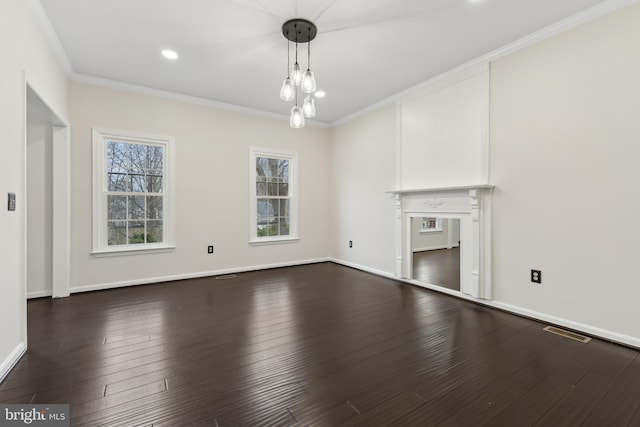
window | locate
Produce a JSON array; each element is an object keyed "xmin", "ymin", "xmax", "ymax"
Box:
[
  {"xmin": 92, "ymin": 128, "xmax": 175, "ymax": 255},
  {"xmin": 421, "ymin": 217, "xmax": 442, "ymax": 233},
  {"xmin": 249, "ymin": 148, "xmax": 298, "ymax": 244}
]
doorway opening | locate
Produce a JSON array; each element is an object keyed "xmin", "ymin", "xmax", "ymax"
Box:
[{"xmin": 26, "ymin": 84, "xmax": 70, "ymax": 299}]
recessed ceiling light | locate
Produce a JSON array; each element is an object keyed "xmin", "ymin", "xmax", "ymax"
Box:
[
  {"xmin": 314, "ymin": 90, "xmax": 326, "ymax": 98},
  {"xmin": 161, "ymin": 49, "xmax": 178, "ymax": 60}
]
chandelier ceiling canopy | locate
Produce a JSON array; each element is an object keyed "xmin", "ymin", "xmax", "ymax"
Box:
[{"xmin": 282, "ymin": 18, "xmax": 317, "ymax": 44}]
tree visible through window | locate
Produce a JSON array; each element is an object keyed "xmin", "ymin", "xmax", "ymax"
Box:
[
  {"xmin": 249, "ymin": 148, "xmax": 297, "ymax": 244},
  {"xmin": 107, "ymin": 141, "xmax": 164, "ymax": 245},
  {"xmin": 92, "ymin": 128, "xmax": 174, "ymax": 254},
  {"xmin": 256, "ymin": 157, "xmax": 290, "ymax": 237}
]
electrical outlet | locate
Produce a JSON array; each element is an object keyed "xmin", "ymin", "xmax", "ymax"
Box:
[
  {"xmin": 531, "ymin": 269, "xmax": 541, "ymax": 284},
  {"xmin": 349, "ymin": 240, "xmax": 352, "ymax": 248},
  {"xmin": 207, "ymin": 245, "xmax": 214, "ymax": 254}
]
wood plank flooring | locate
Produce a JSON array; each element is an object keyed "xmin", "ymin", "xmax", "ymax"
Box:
[
  {"xmin": 1, "ymin": 262, "xmax": 638, "ymax": 426},
  {"xmin": 413, "ymin": 247, "xmax": 461, "ymax": 291}
]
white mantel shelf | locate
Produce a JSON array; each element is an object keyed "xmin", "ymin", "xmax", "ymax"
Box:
[{"xmin": 387, "ymin": 184, "xmax": 495, "ymax": 195}]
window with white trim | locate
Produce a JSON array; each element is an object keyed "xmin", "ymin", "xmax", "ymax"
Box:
[
  {"xmin": 421, "ymin": 217, "xmax": 442, "ymax": 233},
  {"xmin": 92, "ymin": 128, "xmax": 175, "ymax": 255},
  {"xmin": 249, "ymin": 148, "xmax": 298, "ymax": 244}
]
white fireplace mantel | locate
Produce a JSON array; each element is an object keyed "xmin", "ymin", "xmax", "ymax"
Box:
[{"xmin": 388, "ymin": 185, "xmax": 494, "ymax": 300}]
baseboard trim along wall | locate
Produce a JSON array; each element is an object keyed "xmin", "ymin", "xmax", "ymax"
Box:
[
  {"xmin": 412, "ymin": 245, "xmax": 449, "ymax": 253},
  {"xmin": 330, "ymin": 258, "xmax": 640, "ymax": 349},
  {"xmin": 0, "ymin": 342, "xmax": 27, "ymax": 384},
  {"xmin": 27, "ymin": 290, "xmax": 53, "ymax": 299},
  {"xmin": 329, "ymin": 258, "xmax": 399, "ymax": 281},
  {"xmin": 487, "ymin": 301, "xmax": 640, "ymax": 350},
  {"xmin": 70, "ymin": 258, "xmax": 332, "ymax": 294}
]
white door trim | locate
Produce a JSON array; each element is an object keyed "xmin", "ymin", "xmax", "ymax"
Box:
[
  {"xmin": 51, "ymin": 125, "xmax": 70, "ymax": 298},
  {"xmin": 25, "ymin": 81, "xmax": 71, "ymax": 299}
]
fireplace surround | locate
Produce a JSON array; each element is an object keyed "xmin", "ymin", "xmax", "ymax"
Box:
[{"xmin": 390, "ymin": 185, "xmax": 494, "ymax": 299}]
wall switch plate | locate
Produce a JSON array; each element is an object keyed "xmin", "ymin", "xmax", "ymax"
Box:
[
  {"xmin": 531, "ymin": 269, "xmax": 542, "ymax": 284},
  {"xmin": 7, "ymin": 193, "xmax": 16, "ymax": 211},
  {"xmin": 207, "ymin": 245, "xmax": 214, "ymax": 254}
]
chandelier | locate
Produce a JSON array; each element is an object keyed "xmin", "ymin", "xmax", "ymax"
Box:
[{"xmin": 280, "ymin": 19, "xmax": 317, "ymax": 128}]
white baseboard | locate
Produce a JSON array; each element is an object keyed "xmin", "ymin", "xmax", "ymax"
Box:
[
  {"xmin": 27, "ymin": 290, "xmax": 52, "ymax": 299},
  {"xmin": 412, "ymin": 245, "xmax": 448, "ymax": 253},
  {"xmin": 488, "ymin": 301, "xmax": 640, "ymax": 349},
  {"xmin": 70, "ymin": 257, "xmax": 332, "ymax": 294},
  {"xmin": 0, "ymin": 342, "xmax": 27, "ymax": 384},
  {"xmin": 409, "ymin": 281, "xmax": 640, "ymax": 349},
  {"xmin": 331, "ymin": 258, "xmax": 640, "ymax": 349},
  {"xmin": 405, "ymin": 278, "xmax": 464, "ymax": 298},
  {"xmin": 329, "ymin": 258, "xmax": 399, "ymax": 281}
]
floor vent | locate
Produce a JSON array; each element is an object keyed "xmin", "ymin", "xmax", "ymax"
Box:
[
  {"xmin": 215, "ymin": 274, "xmax": 237, "ymax": 280},
  {"xmin": 543, "ymin": 326, "xmax": 592, "ymax": 343}
]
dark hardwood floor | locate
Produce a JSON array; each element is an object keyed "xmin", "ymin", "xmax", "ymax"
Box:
[
  {"xmin": 1, "ymin": 262, "xmax": 639, "ymax": 426},
  {"xmin": 413, "ymin": 247, "xmax": 460, "ymax": 291}
]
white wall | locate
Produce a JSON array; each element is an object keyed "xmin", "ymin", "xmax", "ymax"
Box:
[
  {"xmin": 400, "ymin": 68, "xmax": 489, "ymax": 189},
  {"xmin": 411, "ymin": 218, "xmax": 447, "ymax": 252},
  {"xmin": 0, "ymin": 0, "xmax": 68, "ymax": 380},
  {"xmin": 411, "ymin": 218, "xmax": 460, "ymax": 252},
  {"xmin": 69, "ymin": 82, "xmax": 331, "ymax": 292},
  {"xmin": 490, "ymin": 3, "xmax": 640, "ymax": 343},
  {"xmin": 330, "ymin": 106, "xmax": 397, "ymax": 275}
]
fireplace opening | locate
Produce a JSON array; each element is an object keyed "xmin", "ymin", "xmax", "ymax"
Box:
[{"xmin": 411, "ymin": 217, "xmax": 461, "ymax": 292}]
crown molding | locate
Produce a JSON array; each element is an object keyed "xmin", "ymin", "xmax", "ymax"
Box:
[
  {"xmin": 330, "ymin": 0, "xmax": 640, "ymax": 128},
  {"xmin": 70, "ymin": 73, "xmax": 331, "ymax": 128},
  {"xmin": 479, "ymin": 0, "xmax": 640, "ymax": 63},
  {"xmin": 25, "ymin": 0, "xmax": 73, "ymax": 75}
]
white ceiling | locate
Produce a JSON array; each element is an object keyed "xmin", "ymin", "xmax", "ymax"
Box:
[{"xmin": 37, "ymin": 0, "xmax": 609, "ymax": 125}]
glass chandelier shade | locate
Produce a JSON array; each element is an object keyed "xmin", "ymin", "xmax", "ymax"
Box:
[
  {"xmin": 279, "ymin": 40, "xmax": 295, "ymax": 101},
  {"xmin": 281, "ymin": 19, "xmax": 318, "ymax": 128},
  {"xmin": 291, "ymin": 61, "xmax": 303, "ymax": 86},
  {"xmin": 302, "ymin": 95, "xmax": 316, "ymax": 118},
  {"xmin": 301, "ymin": 69, "xmax": 316, "ymax": 93},
  {"xmin": 301, "ymin": 39, "xmax": 316, "ymax": 93},
  {"xmin": 290, "ymin": 105, "xmax": 305, "ymax": 128},
  {"xmin": 280, "ymin": 77, "xmax": 295, "ymax": 101}
]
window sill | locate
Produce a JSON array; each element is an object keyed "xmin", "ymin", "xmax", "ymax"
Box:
[
  {"xmin": 420, "ymin": 230, "xmax": 443, "ymax": 234},
  {"xmin": 249, "ymin": 237, "xmax": 300, "ymax": 246},
  {"xmin": 92, "ymin": 245, "xmax": 176, "ymax": 258}
]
